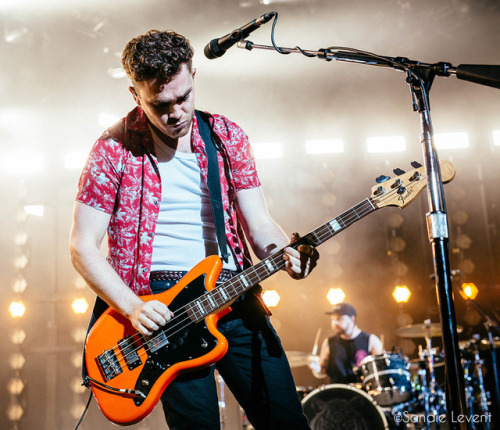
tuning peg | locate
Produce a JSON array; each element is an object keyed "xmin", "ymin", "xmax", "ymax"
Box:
[
  {"xmin": 375, "ymin": 175, "xmax": 390, "ymax": 184},
  {"xmin": 393, "ymin": 168, "xmax": 406, "ymax": 176},
  {"xmin": 411, "ymin": 161, "xmax": 422, "ymax": 168}
]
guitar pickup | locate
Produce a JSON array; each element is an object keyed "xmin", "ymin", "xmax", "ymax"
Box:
[
  {"xmin": 96, "ymin": 348, "xmax": 123, "ymax": 381},
  {"xmin": 118, "ymin": 336, "xmax": 143, "ymax": 371}
]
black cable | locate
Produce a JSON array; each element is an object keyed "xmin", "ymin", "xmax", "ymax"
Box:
[{"xmin": 73, "ymin": 390, "xmax": 93, "ymax": 430}]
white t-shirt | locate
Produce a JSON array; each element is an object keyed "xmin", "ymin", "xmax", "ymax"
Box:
[{"xmin": 150, "ymin": 131, "xmax": 237, "ymax": 272}]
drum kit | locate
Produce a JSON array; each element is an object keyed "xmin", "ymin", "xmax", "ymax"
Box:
[{"xmin": 289, "ymin": 320, "xmax": 493, "ymax": 430}]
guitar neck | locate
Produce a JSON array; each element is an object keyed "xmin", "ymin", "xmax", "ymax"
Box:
[{"xmin": 186, "ymin": 197, "xmax": 378, "ymax": 322}]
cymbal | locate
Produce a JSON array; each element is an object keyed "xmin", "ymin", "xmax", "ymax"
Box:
[
  {"xmin": 409, "ymin": 356, "xmax": 445, "ymax": 370},
  {"xmin": 459, "ymin": 337, "xmax": 500, "ymax": 351},
  {"xmin": 396, "ymin": 322, "xmax": 463, "ymax": 338},
  {"xmin": 285, "ymin": 351, "xmax": 316, "ymax": 368}
]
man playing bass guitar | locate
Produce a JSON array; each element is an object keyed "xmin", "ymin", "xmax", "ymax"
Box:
[{"xmin": 69, "ymin": 29, "xmax": 319, "ymax": 429}]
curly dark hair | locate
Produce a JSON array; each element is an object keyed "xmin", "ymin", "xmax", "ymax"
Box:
[{"xmin": 121, "ymin": 30, "xmax": 194, "ymax": 83}]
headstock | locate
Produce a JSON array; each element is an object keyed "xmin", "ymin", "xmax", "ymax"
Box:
[{"xmin": 371, "ymin": 160, "xmax": 455, "ymax": 209}]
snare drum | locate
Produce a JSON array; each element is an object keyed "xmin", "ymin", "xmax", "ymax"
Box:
[
  {"xmin": 359, "ymin": 353, "xmax": 413, "ymax": 406},
  {"xmin": 301, "ymin": 384, "xmax": 389, "ymax": 429}
]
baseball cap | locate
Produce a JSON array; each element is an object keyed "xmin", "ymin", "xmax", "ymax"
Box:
[{"xmin": 326, "ymin": 302, "xmax": 356, "ymax": 317}]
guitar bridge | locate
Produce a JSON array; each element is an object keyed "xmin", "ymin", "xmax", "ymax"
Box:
[{"xmin": 96, "ymin": 349, "xmax": 123, "ymax": 381}]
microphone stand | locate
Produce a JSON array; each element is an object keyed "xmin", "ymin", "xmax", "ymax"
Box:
[{"xmin": 238, "ymin": 40, "xmax": 500, "ymax": 429}]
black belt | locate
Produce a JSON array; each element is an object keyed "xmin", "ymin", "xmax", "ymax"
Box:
[{"xmin": 149, "ymin": 269, "xmax": 237, "ymax": 283}]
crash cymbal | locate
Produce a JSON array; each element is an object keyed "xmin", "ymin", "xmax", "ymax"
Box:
[
  {"xmin": 285, "ymin": 351, "xmax": 316, "ymax": 368},
  {"xmin": 396, "ymin": 322, "xmax": 463, "ymax": 338}
]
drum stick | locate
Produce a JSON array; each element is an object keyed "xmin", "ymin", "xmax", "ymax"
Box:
[
  {"xmin": 380, "ymin": 334, "xmax": 385, "ymax": 352},
  {"xmin": 312, "ymin": 328, "xmax": 321, "ymax": 356}
]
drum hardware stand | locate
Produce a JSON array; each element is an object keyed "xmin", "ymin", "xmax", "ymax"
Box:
[
  {"xmin": 454, "ymin": 271, "xmax": 500, "ymax": 423},
  {"xmin": 417, "ymin": 324, "xmax": 447, "ymax": 430},
  {"xmin": 464, "ymin": 335, "xmax": 491, "ymax": 430},
  {"xmin": 237, "ymin": 23, "xmax": 500, "ymax": 427}
]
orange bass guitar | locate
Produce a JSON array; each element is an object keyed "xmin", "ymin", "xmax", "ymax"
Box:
[{"xmin": 84, "ymin": 161, "xmax": 455, "ymax": 425}]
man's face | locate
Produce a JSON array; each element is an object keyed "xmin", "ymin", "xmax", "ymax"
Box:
[
  {"xmin": 131, "ymin": 62, "xmax": 196, "ymax": 141},
  {"xmin": 331, "ymin": 313, "xmax": 355, "ymax": 335}
]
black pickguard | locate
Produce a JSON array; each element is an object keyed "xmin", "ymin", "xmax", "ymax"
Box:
[{"xmin": 133, "ymin": 274, "xmax": 220, "ymax": 405}]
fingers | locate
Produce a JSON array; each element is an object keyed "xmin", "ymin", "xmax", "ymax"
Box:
[
  {"xmin": 132, "ymin": 300, "xmax": 174, "ymax": 336},
  {"xmin": 283, "ymin": 232, "xmax": 320, "ymax": 280}
]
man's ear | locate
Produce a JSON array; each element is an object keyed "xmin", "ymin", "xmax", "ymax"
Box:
[
  {"xmin": 192, "ymin": 68, "xmax": 197, "ymax": 79},
  {"xmin": 129, "ymin": 86, "xmax": 141, "ymax": 106}
]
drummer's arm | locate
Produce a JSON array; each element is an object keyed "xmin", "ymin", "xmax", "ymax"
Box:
[
  {"xmin": 309, "ymin": 338, "xmax": 329, "ymax": 379},
  {"xmin": 369, "ymin": 334, "xmax": 384, "ymax": 355}
]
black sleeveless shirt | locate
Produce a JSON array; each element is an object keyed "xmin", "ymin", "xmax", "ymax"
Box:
[{"xmin": 325, "ymin": 331, "xmax": 370, "ymax": 383}]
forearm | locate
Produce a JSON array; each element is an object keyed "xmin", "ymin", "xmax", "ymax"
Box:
[
  {"xmin": 246, "ymin": 220, "xmax": 289, "ymax": 261},
  {"xmin": 70, "ymin": 242, "xmax": 143, "ymax": 319}
]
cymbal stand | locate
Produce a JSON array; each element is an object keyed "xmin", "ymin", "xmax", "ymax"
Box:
[
  {"xmin": 470, "ymin": 336, "xmax": 491, "ymax": 430},
  {"xmin": 453, "ymin": 271, "xmax": 500, "ymax": 422},
  {"xmin": 418, "ymin": 324, "xmax": 445, "ymax": 430}
]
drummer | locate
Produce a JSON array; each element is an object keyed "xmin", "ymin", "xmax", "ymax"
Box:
[{"xmin": 309, "ymin": 302, "xmax": 383, "ymax": 383}]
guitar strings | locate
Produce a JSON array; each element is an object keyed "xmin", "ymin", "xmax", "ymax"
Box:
[
  {"xmin": 99, "ymin": 181, "xmax": 413, "ymax": 377},
  {"xmin": 100, "ymin": 196, "xmax": 380, "ymax": 375}
]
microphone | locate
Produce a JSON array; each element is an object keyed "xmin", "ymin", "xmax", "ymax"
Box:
[{"xmin": 204, "ymin": 12, "xmax": 276, "ymax": 59}]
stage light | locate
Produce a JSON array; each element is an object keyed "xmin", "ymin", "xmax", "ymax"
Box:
[
  {"xmin": 6, "ymin": 401, "xmax": 23, "ymax": 422},
  {"xmin": 434, "ymin": 132, "xmax": 469, "ymax": 149},
  {"xmin": 71, "ymin": 401, "xmax": 87, "ymax": 420},
  {"xmin": 366, "ymin": 136, "xmax": 405, "ymax": 153},
  {"xmin": 390, "ymin": 237, "xmax": 406, "ymax": 253},
  {"xmin": 459, "ymin": 282, "xmax": 478, "ymax": 300},
  {"xmin": 71, "ymin": 352, "xmax": 82, "ymax": 368},
  {"xmin": 262, "ymin": 290, "xmax": 280, "ymax": 307},
  {"xmin": 14, "ymin": 254, "xmax": 29, "ymax": 270},
  {"xmin": 386, "ymin": 213, "xmax": 404, "ymax": 229},
  {"xmin": 24, "ymin": 204, "xmax": 44, "ymax": 217},
  {"xmin": 305, "ymin": 139, "xmax": 344, "ymax": 154},
  {"xmin": 2, "ymin": 149, "xmax": 44, "ymax": 175},
  {"xmin": 98, "ymin": 112, "xmax": 120, "ymax": 129},
  {"xmin": 10, "ymin": 329, "xmax": 26, "ymax": 345},
  {"xmin": 392, "ymin": 285, "xmax": 411, "ymax": 303},
  {"xmin": 456, "ymin": 233, "xmax": 472, "ymax": 249},
  {"xmin": 14, "ymin": 231, "xmax": 28, "ymax": 246},
  {"xmin": 64, "ymin": 150, "xmax": 88, "ymax": 170},
  {"xmin": 252, "ymin": 142, "xmax": 283, "ymax": 159},
  {"xmin": 321, "ymin": 192, "xmax": 337, "ymax": 207},
  {"xmin": 71, "ymin": 327, "xmax": 88, "ymax": 343},
  {"xmin": 12, "ymin": 277, "xmax": 28, "ymax": 294},
  {"xmin": 493, "ymin": 130, "xmax": 500, "ymax": 146},
  {"xmin": 71, "ymin": 297, "xmax": 89, "ymax": 314},
  {"xmin": 70, "ymin": 377, "xmax": 87, "ymax": 394},
  {"xmin": 107, "ymin": 67, "xmax": 127, "ymax": 79},
  {"xmin": 9, "ymin": 301, "xmax": 26, "ymax": 318},
  {"xmin": 8, "ymin": 353, "xmax": 26, "ymax": 370},
  {"xmin": 326, "ymin": 288, "xmax": 345, "ymax": 305},
  {"xmin": 7, "ymin": 377, "xmax": 25, "ymax": 395}
]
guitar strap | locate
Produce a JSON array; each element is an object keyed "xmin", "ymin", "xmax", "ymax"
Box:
[{"xmin": 195, "ymin": 109, "xmax": 230, "ymax": 263}]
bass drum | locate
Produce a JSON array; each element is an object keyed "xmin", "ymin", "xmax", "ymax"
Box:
[{"xmin": 301, "ymin": 384, "xmax": 389, "ymax": 430}]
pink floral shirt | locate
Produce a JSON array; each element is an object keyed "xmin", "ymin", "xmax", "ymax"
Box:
[{"xmin": 76, "ymin": 107, "xmax": 260, "ymax": 296}]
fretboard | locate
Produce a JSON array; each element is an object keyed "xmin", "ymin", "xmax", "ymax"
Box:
[{"xmin": 186, "ymin": 197, "xmax": 378, "ymax": 322}]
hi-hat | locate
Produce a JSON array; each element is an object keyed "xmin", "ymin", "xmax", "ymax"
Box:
[
  {"xmin": 396, "ymin": 322, "xmax": 463, "ymax": 338},
  {"xmin": 285, "ymin": 351, "xmax": 316, "ymax": 368}
]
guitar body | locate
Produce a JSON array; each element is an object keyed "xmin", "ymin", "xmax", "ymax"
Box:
[{"xmin": 85, "ymin": 255, "xmax": 230, "ymax": 425}]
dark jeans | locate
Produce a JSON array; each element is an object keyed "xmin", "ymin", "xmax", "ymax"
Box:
[{"xmin": 150, "ymin": 279, "xmax": 310, "ymax": 430}]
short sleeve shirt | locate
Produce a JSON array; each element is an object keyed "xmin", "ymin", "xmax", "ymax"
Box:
[{"xmin": 76, "ymin": 107, "xmax": 260, "ymax": 296}]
